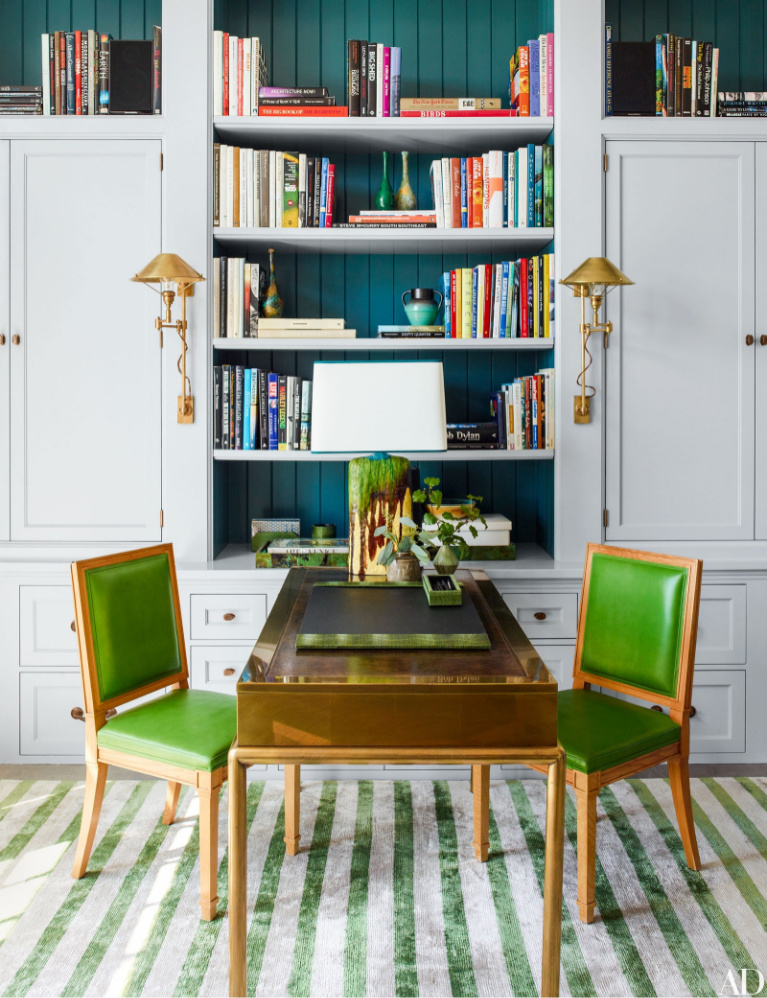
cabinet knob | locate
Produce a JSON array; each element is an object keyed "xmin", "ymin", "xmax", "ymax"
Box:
[
  {"xmin": 761, "ymin": 335, "xmax": 767, "ymax": 346},
  {"xmin": 11, "ymin": 334, "xmax": 20, "ymax": 346},
  {"xmin": 651, "ymin": 704, "xmax": 663, "ymax": 713},
  {"xmin": 223, "ymin": 667, "xmax": 236, "ymax": 677},
  {"xmin": 71, "ymin": 706, "xmax": 85, "ymax": 722},
  {"xmin": 746, "ymin": 334, "xmax": 755, "ymax": 346},
  {"xmin": 689, "ymin": 705, "xmax": 696, "ymax": 718},
  {"xmin": 533, "ymin": 611, "xmax": 547, "ymax": 621},
  {"xmin": 70, "ymin": 620, "xmax": 76, "ymax": 632},
  {"xmin": 223, "ymin": 612, "xmax": 236, "ymax": 621},
  {"xmin": 0, "ymin": 334, "xmax": 5, "ymax": 346}
]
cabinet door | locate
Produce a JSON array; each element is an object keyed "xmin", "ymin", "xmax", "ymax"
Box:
[
  {"xmin": 0, "ymin": 141, "xmax": 8, "ymax": 540},
  {"xmin": 756, "ymin": 143, "xmax": 767, "ymax": 538},
  {"xmin": 9, "ymin": 140, "xmax": 162, "ymax": 542},
  {"xmin": 605, "ymin": 141, "xmax": 755, "ymax": 541}
]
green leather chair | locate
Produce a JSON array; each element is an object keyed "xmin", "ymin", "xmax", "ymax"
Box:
[
  {"xmin": 560, "ymin": 543, "xmax": 702, "ymax": 924},
  {"xmin": 70, "ymin": 544, "xmax": 237, "ymax": 920}
]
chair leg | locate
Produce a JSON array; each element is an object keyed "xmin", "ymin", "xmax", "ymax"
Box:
[
  {"xmin": 668, "ymin": 754, "xmax": 701, "ymax": 870},
  {"xmin": 72, "ymin": 761, "xmax": 108, "ymax": 879},
  {"xmin": 198, "ymin": 773, "xmax": 222, "ymax": 921},
  {"xmin": 163, "ymin": 782, "xmax": 182, "ymax": 825},
  {"xmin": 284, "ymin": 764, "xmax": 301, "ymax": 856},
  {"xmin": 574, "ymin": 775, "xmax": 598, "ymax": 924}
]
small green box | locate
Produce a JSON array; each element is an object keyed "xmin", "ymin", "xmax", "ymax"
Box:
[{"xmin": 422, "ymin": 574, "xmax": 462, "ymax": 606}]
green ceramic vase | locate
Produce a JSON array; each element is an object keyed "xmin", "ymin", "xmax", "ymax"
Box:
[
  {"xmin": 375, "ymin": 151, "xmax": 395, "ymax": 210},
  {"xmin": 261, "ymin": 248, "xmax": 284, "ymax": 318},
  {"xmin": 433, "ymin": 544, "xmax": 459, "ymax": 576},
  {"xmin": 395, "ymin": 151, "xmax": 417, "ymax": 210}
]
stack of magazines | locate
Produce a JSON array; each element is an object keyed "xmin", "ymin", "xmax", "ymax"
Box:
[
  {"xmin": 718, "ymin": 92, "xmax": 767, "ymax": 116},
  {"xmin": 0, "ymin": 85, "xmax": 42, "ymax": 114}
]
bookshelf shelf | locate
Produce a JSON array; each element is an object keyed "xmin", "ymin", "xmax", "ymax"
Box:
[
  {"xmin": 602, "ymin": 116, "xmax": 767, "ymax": 140},
  {"xmin": 0, "ymin": 116, "xmax": 166, "ymax": 139},
  {"xmin": 212, "ymin": 115, "xmax": 554, "ymax": 153},
  {"xmin": 212, "ymin": 336, "xmax": 554, "ymax": 351},
  {"xmin": 213, "ymin": 449, "xmax": 554, "ymax": 462},
  {"xmin": 213, "ymin": 226, "xmax": 555, "ymax": 254}
]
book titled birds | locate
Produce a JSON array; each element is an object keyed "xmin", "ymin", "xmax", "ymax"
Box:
[
  {"xmin": 214, "ymin": 146, "xmax": 336, "ymax": 228},
  {"xmin": 214, "ymin": 367, "xmax": 313, "ymax": 452},
  {"xmin": 429, "ymin": 146, "xmax": 553, "ymax": 229}
]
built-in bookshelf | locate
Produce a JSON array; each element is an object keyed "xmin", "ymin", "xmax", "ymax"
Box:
[{"xmin": 210, "ymin": 0, "xmax": 556, "ymax": 563}]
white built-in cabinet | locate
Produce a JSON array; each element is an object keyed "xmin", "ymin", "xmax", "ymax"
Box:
[
  {"xmin": 3, "ymin": 139, "xmax": 163, "ymax": 542},
  {"xmin": 604, "ymin": 140, "xmax": 759, "ymax": 542}
]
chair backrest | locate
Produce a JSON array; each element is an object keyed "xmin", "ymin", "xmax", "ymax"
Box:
[
  {"xmin": 71, "ymin": 544, "xmax": 188, "ymax": 714},
  {"xmin": 573, "ymin": 544, "xmax": 702, "ymax": 712}
]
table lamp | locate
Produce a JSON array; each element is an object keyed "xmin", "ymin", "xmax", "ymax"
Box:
[{"xmin": 311, "ymin": 360, "xmax": 447, "ymax": 577}]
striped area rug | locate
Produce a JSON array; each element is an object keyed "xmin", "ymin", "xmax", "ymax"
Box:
[{"xmin": 0, "ymin": 778, "xmax": 765, "ymax": 998}]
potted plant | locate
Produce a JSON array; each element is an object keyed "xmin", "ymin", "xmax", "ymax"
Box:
[
  {"xmin": 413, "ymin": 478, "xmax": 487, "ymax": 575},
  {"xmin": 374, "ymin": 514, "xmax": 430, "ymax": 582}
]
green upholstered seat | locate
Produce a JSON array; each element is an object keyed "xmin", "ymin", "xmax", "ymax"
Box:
[
  {"xmin": 558, "ymin": 689, "xmax": 681, "ymax": 774},
  {"xmin": 98, "ymin": 689, "xmax": 237, "ymax": 772}
]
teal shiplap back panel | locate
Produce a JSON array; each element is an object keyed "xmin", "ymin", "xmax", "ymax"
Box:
[
  {"xmin": 605, "ymin": 0, "xmax": 767, "ymax": 92},
  {"xmin": 211, "ymin": 0, "xmax": 555, "ymax": 557},
  {"xmin": 0, "ymin": 0, "xmax": 162, "ymax": 87}
]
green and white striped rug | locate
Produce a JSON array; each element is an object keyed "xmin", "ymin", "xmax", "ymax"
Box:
[{"xmin": 0, "ymin": 778, "xmax": 765, "ymax": 998}]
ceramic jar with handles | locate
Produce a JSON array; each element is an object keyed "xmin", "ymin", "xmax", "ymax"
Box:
[{"xmin": 401, "ymin": 287, "xmax": 444, "ymax": 327}]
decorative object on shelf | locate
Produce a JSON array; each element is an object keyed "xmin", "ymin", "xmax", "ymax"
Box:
[
  {"xmin": 131, "ymin": 253, "xmax": 205, "ymax": 424},
  {"xmin": 374, "ymin": 511, "xmax": 429, "ymax": 582},
  {"xmin": 422, "ymin": 573, "xmax": 462, "ymax": 605},
  {"xmin": 401, "ymin": 287, "xmax": 443, "ymax": 328},
  {"xmin": 312, "ymin": 523, "xmax": 336, "ymax": 539},
  {"xmin": 255, "ymin": 537, "xmax": 349, "ymax": 568},
  {"xmin": 250, "ymin": 518, "xmax": 300, "ymax": 552},
  {"xmin": 395, "ymin": 151, "xmax": 417, "ymax": 210},
  {"xmin": 375, "ymin": 151, "xmax": 395, "ymax": 210},
  {"xmin": 559, "ymin": 257, "xmax": 634, "ymax": 424},
  {"xmin": 261, "ymin": 248, "xmax": 284, "ymax": 318},
  {"xmin": 311, "ymin": 360, "xmax": 447, "ymax": 577},
  {"xmin": 413, "ymin": 477, "xmax": 488, "ymax": 575}
]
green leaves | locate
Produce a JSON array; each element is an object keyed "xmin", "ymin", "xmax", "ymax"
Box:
[
  {"xmin": 399, "ymin": 516, "xmax": 417, "ymax": 529},
  {"xmin": 424, "ymin": 477, "xmax": 440, "ymax": 487},
  {"xmin": 374, "ymin": 524, "xmax": 391, "ymax": 538},
  {"xmin": 377, "ymin": 540, "xmax": 394, "ymax": 565},
  {"xmin": 410, "ymin": 542, "xmax": 430, "ymax": 563},
  {"xmin": 422, "ymin": 511, "xmax": 437, "ymax": 525}
]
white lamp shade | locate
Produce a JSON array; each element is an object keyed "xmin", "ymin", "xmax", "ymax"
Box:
[{"xmin": 311, "ymin": 361, "xmax": 447, "ymax": 453}]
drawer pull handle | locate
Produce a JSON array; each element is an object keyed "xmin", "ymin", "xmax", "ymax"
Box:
[
  {"xmin": 689, "ymin": 705, "xmax": 697, "ymax": 718},
  {"xmin": 0, "ymin": 334, "xmax": 5, "ymax": 346},
  {"xmin": 70, "ymin": 620, "xmax": 76, "ymax": 632},
  {"xmin": 223, "ymin": 612, "xmax": 236, "ymax": 621},
  {"xmin": 761, "ymin": 335, "xmax": 767, "ymax": 346},
  {"xmin": 746, "ymin": 334, "xmax": 755, "ymax": 346},
  {"xmin": 533, "ymin": 611, "xmax": 547, "ymax": 621},
  {"xmin": 651, "ymin": 705, "xmax": 663, "ymax": 713},
  {"xmin": 11, "ymin": 334, "xmax": 20, "ymax": 346},
  {"xmin": 223, "ymin": 668, "xmax": 236, "ymax": 677}
]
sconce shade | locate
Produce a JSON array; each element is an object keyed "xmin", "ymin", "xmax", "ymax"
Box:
[
  {"xmin": 130, "ymin": 253, "xmax": 205, "ymax": 286},
  {"xmin": 560, "ymin": 256, "xmax": 633, "ymax": 291}
]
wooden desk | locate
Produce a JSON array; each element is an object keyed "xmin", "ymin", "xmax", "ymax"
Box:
[{"xmin": 228, "ymin": 568, "xmax": 565, "ymax": 997}]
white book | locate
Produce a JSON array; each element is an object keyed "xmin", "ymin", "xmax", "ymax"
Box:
[
  {"xmin": 243, "ymin": 263, "xmax": 251, "ymax": 340},
  {"xmin": 228, "ymin": 36, "xmax": 238, "ymax": 116},
  {"xmin": 276, "ymin": 152, "xmax": 284, "ymax": 227},
  {"xmin": 238, "ymin": 258, "xmax": 246, "ymax": 337},
  {"xmin": 242, "ymin": 38, "xmax": 252, "ymax": 117},
  {"xmin": 239, "ymin": 147, "xmax": 246, "ymax": 227},
  {"xmin": 691, "ymin": 41, "xmax": 697, "ymax": 117},
  {"xmin": 441, "ymin": 157, "xmax": 452, "ymax": 228},
  {"xmin": 41, "ymin": 35, "xmax": 51, "ymax": 114},
  {"xmin": 298, "ymin": 153, "xmax": 307, "ymax": 227},
  {"xmin": 507, "ymin": 152, "xmax": 515, "ymax": 227},
  {"xmin": 376, "ymin": 43, "xmax": 384, "ymax": 117},
  {"xmin": 710, "ymin": 48, "xmax": 719, "ymax": 116},
  {"xmin": 254, "ymin": 328, "xmax": 357, "ymax": 339},
  {"xmin": 540, "ymin": 368, "xmax": 555, "ymax": 449},
  {"xmin": 517, "ymin": 147, "xmax": 528, "ymax": 228},
  {"xmin": 488, "ymin": 150, "xmax": 504, "ymax": 227},
  {"xmin": 88, "ymin": 30, "xmax": 98, "ymax": 114},
  {"xmin": 213, "ymin": 30, "xmax": 224, "ymax": 115},
  {"xmin": 482, "ymin": 153, "xmax": 489, "ymax": 227},
  {"xmin": 226, "ymin": 147, "xmax": 235, "ymax": 229},
  {"xmin": 219, "ymin": 145, "xmax": 228, "ymax": 227},
  {"xmin": 503, "ymin": 386, "xmax": 513, "ymax": 449},
  {"xmin": 513, "ymin": 382, "xmax": 523, "ymax": 450},
  {"xmin": 254, "ymin": 148, "xmax": 261, "ymax": 227},
  {"xmin": 244, "ymin": 148, "xmax": 251, "ymax": 227},
  {"xmin": 268, "ymin": 150, "xmax": 276, "ymax": 227},
  {"xmin": 430, "ymin": 160, "xmax": 444, "ymax": 228},
  {"xmin": 212, "ymin": 258, "xmax": 221, "ymax": 339},
  {"xmin": 492, "ymin": 263, "xmax": 503, "ymax": 337},
  {"xmin": 226, "ymin": 258, "xmax": 236, "ymax": 337},
  {"xmin": 251, "ymin": 38, "xmax": 261, "ymax": 114},
  {"xmin": 258, "ymin": 318, "xmax": 346, "ymax": 329}
]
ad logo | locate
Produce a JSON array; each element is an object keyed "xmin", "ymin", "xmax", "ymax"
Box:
[{"xmin": 720, "ymin": 969, "xmax": 765, "ymax": 996}]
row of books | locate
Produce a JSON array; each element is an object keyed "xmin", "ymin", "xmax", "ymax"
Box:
[
  {"xmin": 496, "ymin": 370, "xmax": 555, "ymax": 450},
  {"xmin": 38, "ymin": 30, "xmax": 161, "ymax": 115},
  {"xmin": 212, "ymin": 258, "xmax": 265, "ymax": 339},
  {"xmin": 213, "ymin": 367, "xmax": 313, "ymax": 451},
  {"xmin": 347, "ymin": 40, "xmax": 401, "ymax": 117},
  {"xmin": 509, "ymin": 36, "xmax": 555, "ymax": 117},
  {"xmin": 212, "ymin": 33, "xmax": 269, "ymax": 116},
  {"xmin": 0, "ymin": 86, "xmax": 43, "ymax": 115},
  {"xmin": 213, "ymin": 146, "xmax": 336, "ymax": 228},
  {"xmin": 718, "ymin": 91, "xmax": 767, "ymax": 117},
  {"xmin": 439, "ymin": 255, "xmax": 555, "ymax": 339},
  {"xmin": 429, "ymin": 147, "xmax": 553, "ymax": 229}
]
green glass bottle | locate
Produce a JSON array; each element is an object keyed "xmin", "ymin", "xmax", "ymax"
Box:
[
  {"xmin": 375, "ymin": 151, "xmax": 395, "ymax": 210},
  {"xmin": 261, "ymin": 248, "xmax": 284, "ymax": 318}
]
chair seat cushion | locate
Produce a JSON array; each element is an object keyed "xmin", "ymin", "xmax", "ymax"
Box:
[
  {"xmin": 558, "ymin": 688, "xmax": 681, "ymax": 774},
  {"xmin": 98, "ymin": 689, "xmax": 237, "ymax": 772}
]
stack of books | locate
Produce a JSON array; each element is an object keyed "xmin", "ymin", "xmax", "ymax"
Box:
[
  {"xmin": 212, "ymin": 259, "xmax": 265, "ymax": 338},
  {"xmin": 253, "ymin": 319, "xmax": 355, "ymax": 340},
  {"xmin": 400, "ymin": 97, "xmax": 514, "ymax": 118},
  {"xmin": 213, "ymin": 147, "xmax": 337, "ymax": 228},
  {"xmin": 212, "ymin": 32, "xmax": 269, "ymax": 116},
  {"xmin": 429, "ymin": 146, "xmax": 553, "ymax": 228},
  {"xmin": 718, "ymin": 92, "xmax": 767, "ymax": 117},
  {"xmin": 509, "ymin": 35, "xmax": 555, "ymax": 117},
  {"xmin": 257, "ymin": 86, "xmax": 345, "ymax": 116},
  {"xmin": 340, "ymin": 210, "xmax": 437, "ymax": 229},
  {"xmin": 377, "ymin": 326, "xmax": 445, "ymax": 338},
  {"xmin": 432, "ymin": 513, "xmax": 512, "ymax": 545},
  {"xmin": 0, "ymin": 85, "xmax": 42, "ymax": 115},
  {"xmin": 439, "ymin": 255, "xmax": 555, "ymax": 339},
  {"xmin": 347, "ymin": 40, "xmax": 401, "ymax": 116},
  {"xmin": 213, "ymin": 367, "xmax": 313, "ymax": 452}
]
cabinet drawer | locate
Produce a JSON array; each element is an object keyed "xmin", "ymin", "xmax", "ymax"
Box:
[
  {"xmin": 20, "ymin": 672, "xmax": 85, "ymax": 756},
  {"xmin": 689, "ymin": 670, "xmax": 746, "ymax": 754},
  {"xmin": 695, "ymin": 585, "xmax": 746, "ymax": 665},
  {"xmin": 500, "ymin": 592, "xmax": 578, "ymax": 640},
  {"xmin": 190, "ymin": 594, "xmax": 267, "ymax": 640},
  {"xmin": 19, "ymin": 586, "xmax": 78, "ymax": 666},
  {"xmin": 190, "ymin": 645, "xmax": 250, "ymax": 695},
  {"xmin": 530, "ymin": 644, "xmax": 575, "ymax": 691}
]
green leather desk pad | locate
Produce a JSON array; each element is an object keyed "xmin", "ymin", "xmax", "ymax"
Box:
[{"xmin": 296, "ymin": 582, "xmax": 490, "ymax": 650}]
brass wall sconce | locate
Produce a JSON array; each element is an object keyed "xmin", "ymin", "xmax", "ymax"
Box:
[
  {"xmin": 131, "ymin": 253, "xmax": 205, "ymax": 423},
  {"xmin": 559, "ymin": 257, "xmax": 634, "ymax": 424}
]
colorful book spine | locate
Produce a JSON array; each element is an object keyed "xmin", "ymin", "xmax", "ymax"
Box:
[
  {"xmin": 534, "ymin": 146, "xmax": 543, "ymax": 227},
  {"xmin": 153, "ymin": 25, "xmax": 162, "ymax": 114},
  {"xmin": 527, "ymin": 144, "xmax": 535, "ymax": 227},
  {"xmin": 390, "ymin": 46, "xmax": 401, "ymax": 116},
  {"xmin": 74, "ymin": 31, "xmax": 82, "ymax": 114},
  {"xmin": 382, "ymin": 47, "xmax": 391, "ymax": 116},
  {"xmin": 319, "ymin": 157, "xmax": 329, "ymax": 227},
  {"xmin": 65, "ymin": 33, "xmax": 75, "ymax": 114},
  {"xmin": 267, "ymin": 373, "xmax": 279, "ymax": 449},
  {"xmin": 300, "ymin": 381, "xmax": 312, "ymax": 450},
  {"xmin": 528, "ymin": 38, "xmax": 540, "ymax": 116},
  {"xmin": 460, "ymin": 158, "xmax": 469, "ymax": 228},
  {"xmin": 98, "ymin": 33, "xmax": 110, "ymax": 113},
  {"xmin": 243, "ymin": 368, "xmax": 252, "ymax": 450},
  {"xmin": 546, "ymin": 33, "xmax": 555, "ymax": 115},
  {"xmin": 325, "ymin": 164, "xmax": 335, "ymax": 227},
  {"xmin": 604, "ymin": 22, "xmax": 613, "ymax": 116},
  {"xmin": 543, "ymin": 145, "xmax": 554, "ymax": 228}
]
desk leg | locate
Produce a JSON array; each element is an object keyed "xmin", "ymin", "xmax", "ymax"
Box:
[
  {"xmin": 284, "ymin": 764, "xmax": 301, "ymax": 856},
  {"xmin": 228, "ymin": 747, "xmax": 248, "ymax": 998},
  {"xmin": 472, "ymin": 764, "xmax": 490, "ymax": 861},
  {"xmin": 541, "ymin": 747, "xmax": 566, "ymax": 998}
]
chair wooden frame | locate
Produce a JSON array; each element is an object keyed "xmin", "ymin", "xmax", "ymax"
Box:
[
  {"xmin": 532, "ymin": 543, "xmax": 703, "ymax": 924},
  {"xmin": 70, "ymin": 543, "xmax": 227, "ymax": 921}
]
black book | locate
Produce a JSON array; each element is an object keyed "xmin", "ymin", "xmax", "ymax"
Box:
[
  {"xmin": 229, "ymin": 368, "xmax": 236, "ymax": 447},
  {"xmin": 306, "ymin": 157, "xmax": 315, "ymax": 226},
  {"xmin": 292, "ymin": 377, "xmax": 302, "ymax": 449},
  {"xmin": 674, "ymin": 36, "xmax": 683, "ymax": 115},
  {"xmin": 347, "ymin": 40, "xmax": 361, "ymax": 116},
  {"xmin": 258, "ymin": 97, "xmax": 337, "ymax": 106},
  {"xmin": 367, "ymin": 44, "xmax": 377, "ymax": 116},
  {"xmin": 446, "ymin": 422, "xmax": 499, "ymax": 445},
  {"xmin": 681, "ymin": 38, "xmax": 692, "ymax": 115},
  {"xmin": 0, "ymin": 85, "xmax": 42, "ymax": 92},
  {"xmin": 65, "ymin": 33, "xmax": 75, "ymax": 114},
  {"xmin": 219, "ymin": 256, "xmax": 227, "ymax": 337},
  {"xmin": 213, "ymin": 367, "xmax": 222, "ymax": 448},
  {"xmin": 234, "ymin": 367, "xmax": 244, "ymax": 449},
  {"xmin": 222, "ymin": 365, "xmax": 231, "ymax": 449},
  {"xmin": 109, "ymin": 39, "xmax": 153, "ymax": 113},
  {"xmin": 359, "ymin": 41, "xmax": 368, "ymax": 116},
  {"xmin": 612, "ymin": 42, "xmax": 655, "ymax": 116},
  {"xmin": 258, "ymin": 370, "xmax": 269, "ymax": 449}
]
